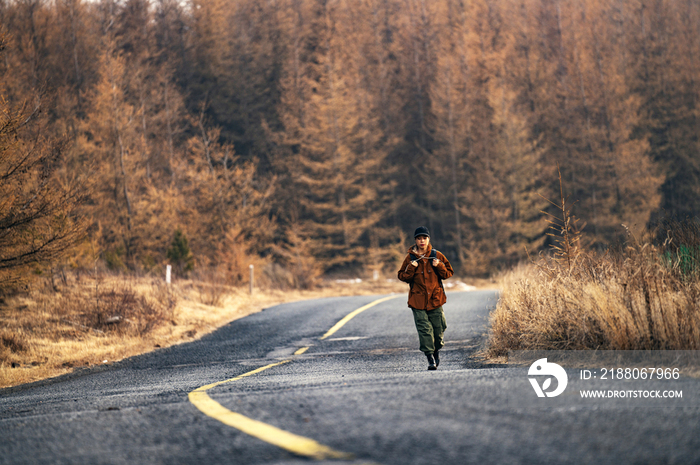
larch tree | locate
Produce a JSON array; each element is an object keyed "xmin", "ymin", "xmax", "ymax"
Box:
[
  {"xmin": 627, "ymin": 0, "xmax": 700, "ymax": 221},
  {"xmin": 426, "ymin": 0, "xmax": 470, "ymax": 264},
  {"xmin": 117, "ymin": 0, "xmax": 190, "ymax": 267},
  {"xmin": 275, "ymin": 0, "xmax": 391, "ymax": 271},
  {"xmin": 178, "ymin": 113, "xmax": 274, "ymax": 281},
  {"xmin": 339, "ymin": 0, "xmax": 404, "ymax": 269},
  {"xmin": 78, "ymin": 34, "xmax": 141, "ymax": 268},
  {"xmin": 487, "ymin": 0, "xmax": 549, "ymax": 265},
  {"xmin": 0, "ymin": 33, "xmax": 86, "ymax": 289},
  {"xmin": 568, "ymin": 0, "xmax": 661, "ymax": 239},
  {"xmin": 391, "ymin": 0, "xmax": 441, "ymax": 239},
  {"xmin": 52, "ymin": 0, "xmax": 96, "ymax": 126}
]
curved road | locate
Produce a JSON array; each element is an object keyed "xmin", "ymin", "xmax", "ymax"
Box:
[{"xmin": 1, "ymin": 290, "xmax": 699, "ymax": 464}]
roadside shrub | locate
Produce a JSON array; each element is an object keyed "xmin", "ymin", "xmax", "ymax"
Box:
[
  {"xmin": 89, "ymin": 288, "xmax": 163, "ymax": 335},
  {"xmin": 44, "ymin": 281, "xmax": 177, "ymax": 337},
  {"xmin": 192, "ymin": 268, "xmax": 228, "ymax": 306}
]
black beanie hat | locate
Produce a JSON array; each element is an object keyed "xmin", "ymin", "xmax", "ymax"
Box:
[{"xmin": 414, "ymin": 226, "xmax": 430, "ymax": 238}]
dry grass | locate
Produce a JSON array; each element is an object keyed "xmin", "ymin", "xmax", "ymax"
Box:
[
  {"xmin": 0, "ymin": 270, "xmax": 483, "ymax": 389},
  {"xmin": 487, "ymin": 223, "xmax": 700, "ymax": 357},
  {"xmin": 0, "ymin": 274, "xmax": 176, "ymax": 388}
]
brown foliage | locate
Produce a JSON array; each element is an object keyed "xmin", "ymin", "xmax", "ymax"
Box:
[
  {"xmin": 0, "ymin": 36, "xmax": 86, "ymax": 291},
  {"xmin": 0, "ymin": 1, "xmax": 697, "ymax": 280}
]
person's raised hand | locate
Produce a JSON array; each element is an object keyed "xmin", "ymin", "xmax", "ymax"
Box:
[
  {"xmin": 411, "ymin": 260, "xmax": 418, "ymax": 267},
  {"xmin": 432, "ymin": 258, "xmax": 439, "ymax": 267}
]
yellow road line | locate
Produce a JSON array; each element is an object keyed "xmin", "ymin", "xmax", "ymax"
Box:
[
  {"xmin": 320, "ymin": 295, "xmax": 399, "ymax": 340},
  {"xmin": 192, "ymin": 360, "xmax": 291, "ymax": 392},
  {"xmin": 294, "ymin": 346, "xmax": 310, "ymax": 355},
  {"xmin": 189, "ymin": 295, "xmax": 399, "ymax": 460},
  {"xmin": 188, "ymin": 390, "xmax": 351, "ymax": 460},
  {"xmin": 189, "ymin": 360, "xmax": 352, "ymax": 460}
]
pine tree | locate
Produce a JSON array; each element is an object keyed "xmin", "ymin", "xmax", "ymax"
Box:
[{"xmin": 166, "ymin": 228, "xmax": 194, "ymax": 274}]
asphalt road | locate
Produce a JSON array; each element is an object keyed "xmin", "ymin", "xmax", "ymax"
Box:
[{"xmin": 2, "ymin": 290, "xmax": 699, "ymax": 465}]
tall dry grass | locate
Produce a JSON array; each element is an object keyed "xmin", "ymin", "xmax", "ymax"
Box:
[
  {"xmin": 0, "ymin": 273, "xmax": 178, "ymax": 387},
  {"xmin": 487, "ymin": 217, "xmax": 700, "ymax": 356}
]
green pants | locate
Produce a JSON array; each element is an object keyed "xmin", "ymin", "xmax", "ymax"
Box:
[{"xmin": 411, "ymin": 306, "xmax": 447, "ymax": 355}]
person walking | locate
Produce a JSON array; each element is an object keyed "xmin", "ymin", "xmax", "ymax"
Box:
[{"xmin": 398, "ymin": 226, "xmax": 454, "ymax": 370}]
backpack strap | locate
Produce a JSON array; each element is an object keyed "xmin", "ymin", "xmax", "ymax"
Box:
[
  {"xmin": 407, "ymin": 249, "xmax": 445, "ymax": 293},
  {"xmin": 432, "ymin": 250, "xmax": 445, "ymax": 292},
  {"xmin": 409, "ymin": 249, "xmax": 438, "ymax": 261}
]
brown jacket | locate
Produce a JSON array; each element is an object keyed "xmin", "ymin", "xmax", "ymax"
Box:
[{"xmin": 397, "ymin": 244, "xmax": 454, "ymax": 311}]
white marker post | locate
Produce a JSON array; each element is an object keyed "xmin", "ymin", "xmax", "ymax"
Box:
[
  {"xmin": 249, "ymin": 264, "xmax": 254, "ymax": 295},
  {"xmin": 166, "ymin": 264, "xmax": 172, "ymax": 284}
]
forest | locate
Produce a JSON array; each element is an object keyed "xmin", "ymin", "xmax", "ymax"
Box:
[{"xmin": 2, "ymin": 0, "xmax": 699, "ymax": 287}]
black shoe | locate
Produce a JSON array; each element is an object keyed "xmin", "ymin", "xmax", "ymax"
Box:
[
  {"xmin": 426, "ymin": 353, "xmax": 437, "ymax": 370},
  {"xmin": 434, "ymin": 350, "xmax": 440, "ymax": 367}
]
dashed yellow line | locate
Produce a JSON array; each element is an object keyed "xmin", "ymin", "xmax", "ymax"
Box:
[
  {"xmin": 188, "ymin": 359, "xmax": 351, "ymax": 460},
  {"xmin": 188, "ymin": 295, "xmax": 398, "ymax": 460},
  {"xmin": 294, "ymin": 346, "xmax": 309, "ymax": 355},
  {"xmin": 192, "ymin": 360, "xmax": 291, "ymax": 392},
  {"xmin": 320, "ymin": 295, "xmax": 399, "ymax": 340}
]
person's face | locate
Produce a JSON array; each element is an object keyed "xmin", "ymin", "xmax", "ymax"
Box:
[{"xmin": 415, "ymin": 235, "xmax": 430, "ymax": 249}]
